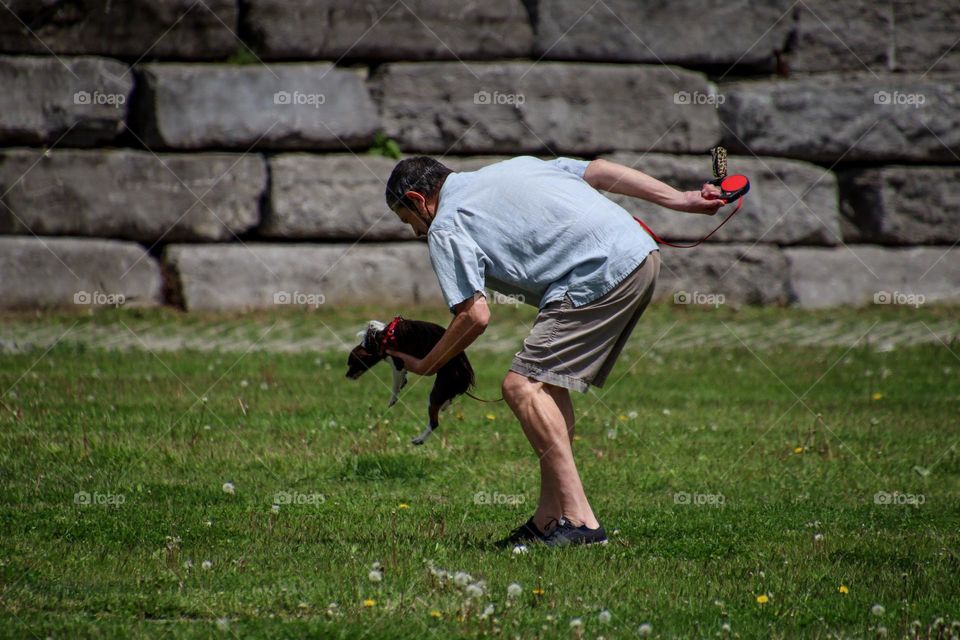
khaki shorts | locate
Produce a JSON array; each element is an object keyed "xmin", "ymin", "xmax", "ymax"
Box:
[{"xmin": 510, "ymin": 250, "xmax": 660, "ymax": 393}]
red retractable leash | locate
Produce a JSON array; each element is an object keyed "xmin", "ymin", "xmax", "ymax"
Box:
[{"xmin": 633, "ymin": 147, "xmax": 751, "ymax": 249}]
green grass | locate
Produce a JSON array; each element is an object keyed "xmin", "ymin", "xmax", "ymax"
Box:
[{"xmin": 1, "ymin": 305, "xmax": 959, "ymax": 639}]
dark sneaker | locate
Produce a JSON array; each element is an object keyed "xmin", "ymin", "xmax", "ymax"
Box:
[
  {"xmin": 542, "ymin": 518, "xmax": 608, "ymax": 547},
  {"xmin": 494, "ymin": 517, "xmax": 547, "ymax": 549}
]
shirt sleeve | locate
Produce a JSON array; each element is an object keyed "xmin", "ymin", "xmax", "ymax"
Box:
[
  {"xmin": 547, "ymin": 157, "xmax": 590, "ymax": 179},
  {"xmin": 427, "ymin": 228, "xmax": 488, "ymax": 313}
]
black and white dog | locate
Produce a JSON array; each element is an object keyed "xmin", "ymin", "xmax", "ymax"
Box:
[{"xmin": 345, "ymin": 316, "xmax": 475, "ymax": 445}]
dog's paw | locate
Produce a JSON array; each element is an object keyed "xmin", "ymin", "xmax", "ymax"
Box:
[
  {"xmin": 411, "ymin": 426, "xmax": 433, "ymax": 445},
  {"xmin": 388, "ymin": 396, "xmax": 398, "ymax": 408}
]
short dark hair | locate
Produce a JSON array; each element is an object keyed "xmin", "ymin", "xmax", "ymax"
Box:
[{"xmin": 385, "ymin": 156, "xmax": 453, "ymax": 212}]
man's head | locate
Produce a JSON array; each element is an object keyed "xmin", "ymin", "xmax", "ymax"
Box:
[{"xmin": 385, "ymin": 156, "xmax": 452, "ymax": 237}]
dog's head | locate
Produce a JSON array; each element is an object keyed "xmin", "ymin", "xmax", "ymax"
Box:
[{"xmin": 345, "ymin": 320, "xmax": 387, "ymax": 379}]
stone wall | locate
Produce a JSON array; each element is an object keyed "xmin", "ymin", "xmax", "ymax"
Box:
[{"xmin": 1, "ymin": 0, "xmax": 958, "ymax": 311}]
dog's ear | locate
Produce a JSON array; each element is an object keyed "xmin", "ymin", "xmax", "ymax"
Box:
[{"xmin": 362, "ymin": 320, "xmax": 386, "ymax": 349}]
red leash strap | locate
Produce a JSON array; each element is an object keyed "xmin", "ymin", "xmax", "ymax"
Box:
[{"xmin": 633, "ymin": 196, "xmax": 744, "ymax": 249}]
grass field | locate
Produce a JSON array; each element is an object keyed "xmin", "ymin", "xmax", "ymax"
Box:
[{"xmin": 1, "ymin": 304, "xmax": 959, "ymax": 639}]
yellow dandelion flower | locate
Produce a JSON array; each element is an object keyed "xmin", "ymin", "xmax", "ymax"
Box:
[
  {"xmin": 430, "ymin": 610, "xmax": 442, "ymax": 619},
  {"xmin": 398, "ymin": 503, "xmax": 410, "ymax": 509},
  {"xmin": 573, "ymin": 435, "xmax": 581, "ymax": 441},
  {"xmin": 871, "ymin": 392, "xmax": 883, "ymax": 401},
  {"xmin": 618, "ymin": 414, "xmax": 627, "ymax": 421},
  {"xmin": 485, "ymin": 413, "xmax": 496, "ymax": 420},
  {"xmin": 794, "ymin": 446, "xmax": 804, "ymax": 454},
  {"xmin": 532, "ymin": 587, "xmax": 545, "ymax": 596},
  {"xmin": 363, "ymin": 598, "xmax": 376, "ymax": 607},
  {"xmin": 838, "ymin": 585, "xmax": 849, "ymax": 594},
  {"xmin": 756, "ymin": 594, "xmax": 769, "ymax": 604}
]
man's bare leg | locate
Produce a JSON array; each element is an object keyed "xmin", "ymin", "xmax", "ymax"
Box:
[{"xmin": 502, "ymin": 371, "xmax": 599, "ymax": 531}]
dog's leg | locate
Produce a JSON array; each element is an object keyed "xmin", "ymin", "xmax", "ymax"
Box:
[
  {"xmin": 388, "ymin": 365, "xmax": 407, "ymax": 408},
  {"xmin": 411, "ymin": 402, "xmax": 441, "ymax": 446}
]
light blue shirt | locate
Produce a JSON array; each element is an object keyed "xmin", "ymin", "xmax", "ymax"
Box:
[{"xmin": 427, "ymin": 156, "xmax": 658, "ymax": 312}]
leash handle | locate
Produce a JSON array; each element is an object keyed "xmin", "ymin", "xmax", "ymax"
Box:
[{"xmin": 634, "ymin": 146, "xmax": 749, "ymax": 249}]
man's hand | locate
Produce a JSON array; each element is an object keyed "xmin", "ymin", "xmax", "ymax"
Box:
[
  {"xmin": 385, "ymin": 350, "xmax": 431, "ymax": 376},
  {"xmin": 676, "ymin": 183, "xmax": 725, "ymax": 215},
  {"xmin": 385, "ymin": 293, "xmax": 490, "ymax": 377}
]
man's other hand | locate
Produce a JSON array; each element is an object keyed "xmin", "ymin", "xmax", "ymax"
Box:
[
  {"xmin": 385, "ymin": 349, "xmax": 432, "ymax": 376},
  {"xmin": 679, "ymin": 183, "xmax": 726, "ymax": 215}
]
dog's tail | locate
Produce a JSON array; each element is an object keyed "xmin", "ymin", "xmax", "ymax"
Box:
[{"xmin": 465, "ymin": 391, "xmax": 504, "ymax": 403}]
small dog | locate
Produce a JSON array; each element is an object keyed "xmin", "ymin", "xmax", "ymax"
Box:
[{"xmin": 345, "ymin": 316, "xmax": 475, "ymax": 445}]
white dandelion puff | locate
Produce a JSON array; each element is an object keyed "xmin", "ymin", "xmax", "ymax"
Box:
[
  {"xmin": 598, "ymin": 609, "xmax": 611, "ymax": 624},
  {"xmin": 221, "ymin": 482, "xmax": 235, "ymax": 495},
  {"xmin": 507, "ymin": 583, "xmax": 522, "ymax": 598}
]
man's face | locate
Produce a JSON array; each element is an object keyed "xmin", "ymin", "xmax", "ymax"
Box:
[{"xmin": 394, "ymin": 206, "xmax": 429, "ymax": 238}]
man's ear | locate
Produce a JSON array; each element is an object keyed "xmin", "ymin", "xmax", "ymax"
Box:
[{"xmin": 404, "ymin": 191, "xmax": 427, "ymax": 214}]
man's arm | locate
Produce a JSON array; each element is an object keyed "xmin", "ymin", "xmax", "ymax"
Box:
[
  {"xmin": 583, "ymin": 158, "xmax": 724, "ymax": 215},
  {"xmin": 386, "ymin": 293, "xmax": 489, "ymax": 376}
]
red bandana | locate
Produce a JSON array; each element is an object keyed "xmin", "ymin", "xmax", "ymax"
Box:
[{"xmin": 380, "ymin": 316, "xmax": 402, "ymax": 352}]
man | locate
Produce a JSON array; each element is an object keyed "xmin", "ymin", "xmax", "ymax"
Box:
[{"xmin": 384, "ymin": 155, "xmax": 723, "ymax": 547}]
